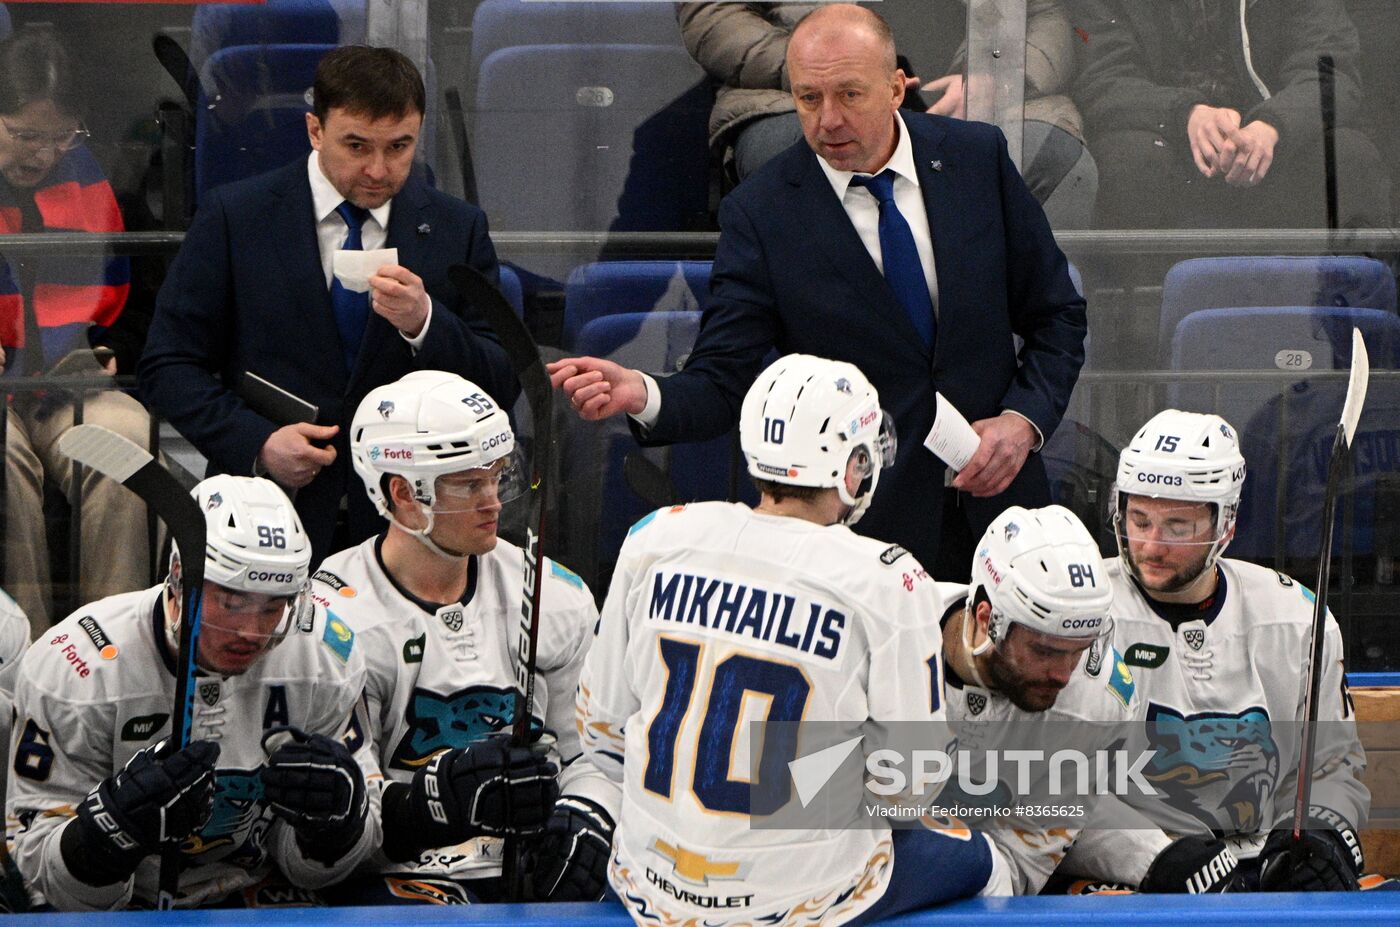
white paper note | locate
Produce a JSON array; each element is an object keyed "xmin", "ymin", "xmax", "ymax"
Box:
[
  {"xmin": 332, "ymin": 247, "xmax": 399, "ymax": 293},
  {"xmin": 923, "ymin": 392, "xmax": 981, "ymax": 472}
]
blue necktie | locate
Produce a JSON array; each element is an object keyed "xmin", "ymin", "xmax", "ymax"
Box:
[
  {"xmin": 330, "ymin": 201, "xmax": 371, "ymax": 373},
  {"xmin": 849, "ymin": 170, "xmax": 935, "ymax": 348}
]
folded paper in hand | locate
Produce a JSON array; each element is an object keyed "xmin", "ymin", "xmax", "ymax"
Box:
[
  {"xmin": 332, "ymin": 248, "xmax": 399, "ymax": 293},
  {"xmin": 923, "ymin": 392, "xmax": 981, "ymax": 472}
]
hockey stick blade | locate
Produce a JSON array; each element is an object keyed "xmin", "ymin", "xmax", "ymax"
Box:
[
  {"xmin": 57, "ymin": 425, "xmax": 207, "ymax": 909},
  {"xmin": 1291, "ymin": 327, "xmax": 1369, "ymax": 845}
]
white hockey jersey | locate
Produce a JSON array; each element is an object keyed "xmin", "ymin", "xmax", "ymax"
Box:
[
  {"xmin": 313, "ymin": 535, "xmax": 616, "ymax": 879},
  {"xmin": 6, "ymin": 585, "xmax": 382, "ymax": 911},
  {"xmin": 937, "ymin": 585, "xmax": 1142, "ymax": 894},
  {"xmin": 0, "ymin": 589, "xmax": 30, "ymax": 803},
  {"xmin": 1103, "ymin": 557, "xmax": 1369, "ymax": 862},
  {"xmin": 579, "ymin": 503, "xmax": 954, "ymax": 927}
]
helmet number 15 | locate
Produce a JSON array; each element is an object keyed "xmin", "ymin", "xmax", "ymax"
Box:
[{"xmin": 1153, "ymin": 435, "xmax": 1179, "ymax": 452}]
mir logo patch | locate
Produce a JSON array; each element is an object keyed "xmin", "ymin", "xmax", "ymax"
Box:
[{"xmin": 120, "ymin": 713, "xmax": 169, "ymax": 742}]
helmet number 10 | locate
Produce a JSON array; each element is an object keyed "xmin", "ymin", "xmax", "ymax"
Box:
[{"xmin": 764, "ymin": 418, "xmax": 786, "ymax": 444}]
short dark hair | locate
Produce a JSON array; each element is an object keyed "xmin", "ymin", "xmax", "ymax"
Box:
[
  {"xmin": 312, "ymin": 45, "xmax": 425, "ymax": 124},
  {"xmin": 752, "ymin": 477, "xmax": 825, "ymax": 505},
  {"xmin": 0, "ymin": 32, "xmax": 82, "ymax": 118}
]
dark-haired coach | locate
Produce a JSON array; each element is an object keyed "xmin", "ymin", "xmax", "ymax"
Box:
[{"xmin": 141, "ymin": 45, "xmax": 514, "ymax": 564}]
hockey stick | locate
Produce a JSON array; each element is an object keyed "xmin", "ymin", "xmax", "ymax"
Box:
[
  {"xmin": 1291, "ymin": 328, "xmax": 1368, "ymax": 844},
  {"xmin": 448, "ymin": 264, "xmax": 552, "ymax": 898},
  {"xmin": 57, "ymin": 424, "xmax": 206, "ymax": 911}
]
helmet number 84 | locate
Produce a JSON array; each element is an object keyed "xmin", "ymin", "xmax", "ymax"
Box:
[{"xmin": 1068, "ymin": 563, "xmax": 1096, "ymax": 587}]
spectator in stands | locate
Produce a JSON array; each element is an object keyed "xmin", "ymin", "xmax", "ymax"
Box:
[
  {"xmin": 678, "ymin": 0, "xmax": 1097, "ymax": 227},
  {"xmin": 553, "ymin": 4, "xmax": 1085, "ymax": 580},
  {"xmin": 140, "ymin": 45, "xmax": 515, "ymax": 566},
  {"xmin": 1071, "ymin": 0, "xmax": 1393, "ymax": 228},
  {"xmin": 0, "ymin": 31, "xmax": 154, "ymax": 634}
]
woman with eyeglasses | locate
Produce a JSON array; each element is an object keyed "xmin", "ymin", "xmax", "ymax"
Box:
[{"xmin": 0, "ymin": 31, "xmax": 155, "ymax": 638}]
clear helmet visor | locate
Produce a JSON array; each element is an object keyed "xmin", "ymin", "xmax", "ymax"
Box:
[
  {"xmin": 429, "ymin": 452, "xmax": 527, "ymax": 514},
  {"xmin": 1112, "ymin": 489, "xmax": 1229, "ymax": 587},
  {"xmin": 198, "ymin": 584, "xmax": 305, "ymax": 642}
]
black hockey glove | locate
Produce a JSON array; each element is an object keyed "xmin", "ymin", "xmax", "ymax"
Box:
[
  {"xmin": 1139, "ymin": 835, "xmax": 1241, "ymax": 893},
  {"xmin": 63, "ymin": 740, "xmax": 220, "ymax": 886},
  {"xmin": 526, "ymin": 796, "xmax": 615, "ymax": 901},
  {"xmin": 384, "ymin": 732, "xmax": 558, "ymax": 859},
  {"xmin": 1259, "ymin": 819, "xmax": 1363, "ymax": 892},
  {"xmin": 261, "ymin": 727, "xmax": 368, "ymax": 866}
]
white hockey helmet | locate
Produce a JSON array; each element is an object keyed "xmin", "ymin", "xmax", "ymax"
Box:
[
  {"xmin": 351, "ymin": 371, "xmax": 522, "ymax": 545},
  {"xmin": 167, "ymin": 475, "xmax": 312, "ymax": 653},
  {"xmin": 1113, "ymin": 409, "xmax": 1247, "ymax": 579},
  {"xmin": 739, "ymin": 354, "xmax": 895, "ymax": 525},
  {"xmin": 969, "ymin": 505, "xmax": 1114, "ymax": 649}
]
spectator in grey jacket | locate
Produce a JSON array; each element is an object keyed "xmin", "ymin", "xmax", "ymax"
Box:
[{"xmin": 1070, "ymin": 0, "xmax": 1391, "ymax": 228}]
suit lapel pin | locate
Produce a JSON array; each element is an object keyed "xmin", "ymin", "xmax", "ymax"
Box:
[
  {"xmin": 417, "ymin": 223, "xmax": 432, "ymax": 235},
  {"xmin": 930, "ymin": 159, "xmax": 944, "ymax": 172}
]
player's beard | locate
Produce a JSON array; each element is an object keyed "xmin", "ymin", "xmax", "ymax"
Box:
[
  {"xmin": 1130, "ymin": 542, "xmax": 1213, "ymax": 594},
  {"xmin": 984, "ymin": 648, "xmax": 1065, "ymax": 713}
]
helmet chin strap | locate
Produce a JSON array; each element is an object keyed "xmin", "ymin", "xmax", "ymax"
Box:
[
  {"xmin": 389, "ymin": 504, "xmax": 475, "ymax": 562},
  {"xmin": 960, "ymin": 604, "xmax": 994, "ymax": 688}
]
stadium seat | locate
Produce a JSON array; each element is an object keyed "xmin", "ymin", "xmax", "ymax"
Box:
[
  {"xmin": 469, "ymin": 0, "xmax": 684, "ymax": 67},
  {"xmin": 1167, "ymin": 305, "xmax": 1400, "ymax": 563},
  {"xmin": 189, "ymin": 0, "xmax": 364, "ymax": 72},
  {"xmin": 562, "ymin": 260, "xmax": 711, "ymax": 348},
  {"xmin": 1158, "ymin": 256, "xmax": 1397, "ymax": 364},
  {"xmin": 0, "ymin": 6, "xmax": 11, "ymax": 41},
  {"xmin": 498, "ymin": 264, "xmax": 524, "ymax": 318},
  {"xmin": 558, "ymin": 311, "xmax": 749, "ymax": 587},
  {"xmin": 195, "ymin": 43, "xmax": 329, "ymax": 199},
  {"xmin": 472, "ymin": 44, "xmax": 710, "ymax": 233}
]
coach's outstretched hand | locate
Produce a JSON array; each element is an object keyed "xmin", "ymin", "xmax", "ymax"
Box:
[{"xmin": 548, "ymin": 357, "xmax": 648, "ymax": 421}]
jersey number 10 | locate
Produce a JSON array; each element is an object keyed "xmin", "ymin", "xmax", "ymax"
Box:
[{"xmin": 644, "ymin": 638, "xmax": 811, "ymax": 816}]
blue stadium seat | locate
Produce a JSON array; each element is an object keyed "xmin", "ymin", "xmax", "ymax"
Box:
[
  {"xmin": 472, "ymin": 44, "xmax": 710, "ymax": 232},
  {"xmin": 1168, "ymin": 305, "xmax": 1400, "ymax": 563},
  {"xmin": 189, "ymin": 0, "xmax": 363, "ymax": 72},
  {"xmin": 470, "ymin": 0, "xmax": 684, "ymax": 66},
  {"xmin": 1159, "ymin": 256, "xmax": 1397, "ymax": 364},
  {"xmin": 0, "ymin": 6, "xmax": 11, "ymax": 41},
  {"xmin": 498, "ymin": 264, "xmax": 524, "ymax": 318},
  {"xmin": 559, "ymin": 311, "xmax": 749, "ymax": 585},
  {"xmin": 562, "ymin": 260, "xmax": 711, "ymax": 348},
  {"xmin": 195, "ymin": 43, "xmax": 328, "ymax": 199}
]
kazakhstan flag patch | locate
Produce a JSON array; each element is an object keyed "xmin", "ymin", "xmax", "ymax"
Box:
[
  {"xmin": 322, "ymin": 612, "xmax": 356, "ymax": 662},
  {"xmin": 550, "ymin": 560, "xmax": 584, "ymax": 589},
  {"xmin": 1106, "ymin": 649, "xmax": 1135, "ymax": 708}
]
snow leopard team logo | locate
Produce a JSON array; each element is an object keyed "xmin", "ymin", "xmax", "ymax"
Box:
[
  {"xmin": 388, "ymin": 685, "xmax": 541, "ymax": 771},
  {"xmin": 1183, "ymin": 629, "xmax": 1206, "ymax": 651},
  {"xmin": 967, "ymin": 692, "xmax": 988, "ymax": 716},
  {"xmin": 378, "ymin": 400, "xmax": 395, "ymax": 419},
  {"xmin": 1143, "ymin": 704, "xmax": 1279, "ymax": 832},
  {"xmin": 185, "ymin": 769, "xmax": 265, "ymax": 857}
]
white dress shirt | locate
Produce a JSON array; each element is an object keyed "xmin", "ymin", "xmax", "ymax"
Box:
[{"xmin": 306, "ymin": 152, "xmax": 430, "ymax": 350}]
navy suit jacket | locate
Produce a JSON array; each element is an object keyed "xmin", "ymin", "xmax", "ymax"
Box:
[
  {"xmin": 140, "ymin": 159, "xmax": 515, "ymax": 562},
  {"xmin": 638, "ymin": 113, "xmax": 1086, "ymax": 573}
]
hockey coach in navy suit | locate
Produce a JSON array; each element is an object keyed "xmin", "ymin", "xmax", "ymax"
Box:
[
  {"xmin": 141, "ymin": 46, "xmax": 514, "ymax": 564},
  {"xmin": 550, "ymin": 4, "xmax": 1086, "ymax": 578}
]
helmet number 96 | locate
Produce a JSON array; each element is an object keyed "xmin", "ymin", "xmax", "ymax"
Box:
[
  {"xmin": 258, "ymin": 525, "xmax": 287, "ymax": 549},
  {"xmin": 1068, "ymin": 563, "xmax": 1096, "ymax": 588}
]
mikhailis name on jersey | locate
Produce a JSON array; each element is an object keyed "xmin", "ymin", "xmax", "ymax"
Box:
[{"xmin": 648, "ymin": 570, "xmax": 845, "ymax": 659}]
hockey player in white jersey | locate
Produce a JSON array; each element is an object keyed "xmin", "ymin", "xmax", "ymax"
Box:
[
  {"xmin": 1096, "ymin": 409, "xmax": 1369, "ymax": 891},
  {"xmin": 940, "ymin": 504, "xmax": 1239, "ymax": 895},
  {"xmin": 7, "ymin": 475, "xmax": 381, "ymax": 910},
  {"xmin": 580, "ymin": 354, "xmax": 1012, "ymax": 927},
  {"xmin": 314, "ymin": 369, "xmax": 614, "ymax": 904}
]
